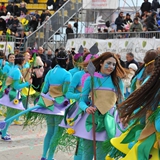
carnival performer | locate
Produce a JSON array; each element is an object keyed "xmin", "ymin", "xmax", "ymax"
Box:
[
  {"xmin": 67, "ymin": 52, "xmax": 126, "ymax": 160},
  {"xmin": 29, "ymin": 50, "xmax": 71, "ymax": 160},
  {"xmin": 105, "ymin": 49, "xmax": 159, "ymax": 159},
  {"xmin": 115, "ymin": 55, "xmax": 160, "ymax": 160},
  {"xmin": 0, "ymin": 54, "xmax": 32, "ymax": 141},
  {"xmin": 0, "ymin": 51, "xmax": 8, "ymax": 115},
  {"xmin": 23, "ymin": 52, "xmax": 30, "ymax": 69},
  {"xmin": 2, "ymin": 53, "xmax": 15, "ymax": 74}
]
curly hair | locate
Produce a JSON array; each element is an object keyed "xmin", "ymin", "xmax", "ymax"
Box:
[{"xmin": 118, "ymin": 55, "xmax": 160, "ymax": 123}]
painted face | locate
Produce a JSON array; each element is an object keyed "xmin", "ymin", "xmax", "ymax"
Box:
[{"xmin": 100, "ymin": 57, "xmax": 116, "ymax": 75}]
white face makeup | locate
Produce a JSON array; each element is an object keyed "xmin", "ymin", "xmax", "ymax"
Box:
[{"xmin": 100, "ymin": 57, "xmax": 116, "ymax": 75}]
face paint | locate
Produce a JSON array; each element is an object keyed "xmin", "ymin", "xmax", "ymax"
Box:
[{"xmin": 104, "ymin": 61, "xmax": 116, "ymax": 70}]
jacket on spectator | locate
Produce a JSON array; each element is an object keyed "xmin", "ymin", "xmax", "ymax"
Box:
[
  {"xmin": 0, "ymin": 18, "xmax": 6, "ymax": 31},
  {"xmin": 29, "ymin": 19, "xmax": 38, "ymax": 31},
  {"xmin": 6, "ymin": 4, "xmax": 12, "ymax": 13},
  {"xmin": 126, "ymin": 59, "xmax": 139, "ymax": 69},
  {"xmin": 146, "ymin": 12, "xmax": 158, "ymax": 31},
  {"xmin": 115, "ymin": 14, "xmax": 124, "ymax": 31},
  {"xmin": 151, "ymin": 0, "xmax": 160, "ymax": 11},
  {"xmin": 39, "ymin": 53, "xmax": 47, "ymax": 63},
  {"xmin": 140, "ymin": 0, "xmax": 151, "ymax": 13},
  {"xmin": 66, "ymin": 27, "xmax": 74, "ymax": 39},
  {"xmin": 12, "ymin": 4, "xmax": 19, "ymax": 16},
  {"xmin": 130, "ymin": 22, "xmax": 143, "ymax": 32},
  {"xmin": 47, "ymin": 0, "xmax": 54, "ymax": 7}
]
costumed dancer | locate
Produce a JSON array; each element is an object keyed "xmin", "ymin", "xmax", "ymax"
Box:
[
  {"xmin": 67, "ymin": 52, "xmax": 126, "ymax": 160},
  {"xmin": 106, "ymin": 49, "xmax": 159, "ymax": 159},
  {"xmin": 29, "ymin": 50, "xmax": 71, "ymax": 160},
  {"xmin": 0, "ymin": 51, "xmax": 8, "ymax": 115},
  {"xmin": 115, "ymin": 55, "xmax": 160, "ymax": 160},
  {"xmin": 0, "ymin": 54, "xmax": 32, "ymax": 141},
  {"xmin": 60, "ymin": 44, "xmax": 99, "ymax": 160}
]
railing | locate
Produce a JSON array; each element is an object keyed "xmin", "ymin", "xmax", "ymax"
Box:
[
  {"xmin": 26, "ymin": 0, "xmax": 82, "ymax": 49},
  {"xmin": 0, "ymin": 35, "xmax": 16, "ymax": 42},
  {"xmin": 67, "ymin": 31, "xmax": 160, "ymax": 39}
]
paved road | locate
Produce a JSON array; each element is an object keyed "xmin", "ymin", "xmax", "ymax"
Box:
[{"xmin": 0, "ymin": 115, "xmax": 74, "ymax": 160}]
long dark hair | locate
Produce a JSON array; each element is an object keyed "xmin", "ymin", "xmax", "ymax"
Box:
[
  {"xmin": 83, "ymin": 52, "xmax": 127, "ymax": 98},
  {"xmin": 118, "ymin": 55, "xmax": 160, "ymax": 123}
]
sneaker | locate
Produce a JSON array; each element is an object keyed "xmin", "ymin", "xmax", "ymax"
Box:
[
  {"xmin": 14, "ymin": 120, "xmax": 22, "ymax": 125},
  {"xmin": 1, "ymin": 135, "xmax": 11, "ymax": 141},
  {"xmin": 41, "ymin": 158, "xmax": 46, "ymax": 160}
]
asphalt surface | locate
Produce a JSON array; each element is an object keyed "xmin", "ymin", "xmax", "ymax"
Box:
[{"xmin": 0, "ymin": 115, "xmax": 74, "ymax": 160}]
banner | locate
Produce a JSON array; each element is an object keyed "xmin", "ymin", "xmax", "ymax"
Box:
[
  {"xmin": 0, "ymin": 42, "xmax": 15, "ymax": 56},
  {"xmin": 65, "ymin": 38, "xmax": 160, "ymax": 63},
  {"xmin": 83, "ymin": 0, "xmax": 119, "ymax": 9}
]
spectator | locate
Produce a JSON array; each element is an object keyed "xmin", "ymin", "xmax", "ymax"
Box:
[
  {"xmin": 19, "ymin": 2, "xmax": 28, "ymax": 15},
  {"xmin": 115, "ymin": 11, "xmax": 124, "ymax": 31},
  {"xmin": 40, "ymin": 10, "xmax": 46, "ymax": 25},
  {"xmin": 116, "ymin": 54, "xmax": 125, "ymax": 68},
  {"xmin": 7, "ymin": 15, "xmax": 13, "ymax": 27},
  {"xmin": 10, "ymin": 23, "xmax": 18, "ymax": 34},
  {"xmin": 6, "ymin": 2, "xmax": 13, "ymax": 14},
  {"xmin": 12, "ymin": 3, "xmax": 19, "ymax": 16},
  {"xmin": 0, "ymin": 18, "xmax": 6, "ymax": 32},
  {"xmin": 47, "ymin": 0, "xmax": 54, "ymax": 10},
  {"xmin": 29, "ymin": 16, "xmax": 38, "ymax": 31},
  {"xmin": 43, "ymin": 59, "xmax": 52, "ymax": 80},
  {"xmin": 146, "ymin": 11, "xmax": 158, "ymax": 31},
  {"xmin": 125, "ymin": 52, "xmax": 139, "ymax": 69},
  {"xmin": 130, "ymin": 17, "xmax": 143, "ymax": 32},
  {"xmin": 13, "ymin": 16, "xmax": 19, "ymax": 25},
  {"xmin": 0, "ymin": 2, "xmax": 6, "ymax": 12},
  {"xmin": 35, "ymin": 10, "xmax": 40, "ymax": 21},
  {"xmin": 46, "ymin": 50, "xmax": 53, "ymax": 60},
  {"xmin": 140, "ymin": 0, "xmax": 151, "ymax": 14},
  {"xmin": 66, "ymin": 24, "xmax": 74, "ymax": 40},
  {"xmin": 124, "ymin": 13, "xmax": 133, "ymax": 24},
  {"xmin": 151, "ymin": 0, "xmax": 160, "ymax": 11},
  {"xmin": 38, "ymin": 46, "xmax": 47, "ymax": 63},
  {"xmin": 45, "ymin": 10, "xmax": 51, "ymax": 17}
]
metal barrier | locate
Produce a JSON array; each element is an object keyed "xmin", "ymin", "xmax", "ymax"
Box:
[
  {"xmin": 68, "ymin": 31, "xmax": 160, "ymax": 39},
  {"xmin": 26, "ymin": 0, "xmax": 82, "ymax": 50},
  {"xmin": 0, "ymin": 35, "xmax": 16, "ymax": 42}
]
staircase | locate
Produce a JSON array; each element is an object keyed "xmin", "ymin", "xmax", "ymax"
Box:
[{"xmin": 26, "ymin": 0, "xmax": 82, "ymax": 51}]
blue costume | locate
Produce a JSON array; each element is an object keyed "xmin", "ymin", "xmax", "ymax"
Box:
[
  {"xmin": 0, "ymin": 65, "xmax": 30, "ymax": 140},
  {"xmin": 2, "ymin": 62, "xmax": 15, "ymax": 74},
  {"xmin": 67, "ymin": 72, "xmax": 124, "ymax": 160},
  {"xmin": 60, "ymin": 70, "xmax": 86, "ymax": 160},
  {"xmin": 69, "ymin": 67, "xmax": 80, "ymax": 76},
  {"xmin": 22, "ymin": 62, "xmax": 30, "ymax": 69},
  {"xmin": 31, "ymin": 65, "xmax": 71, "ymax": 160}
]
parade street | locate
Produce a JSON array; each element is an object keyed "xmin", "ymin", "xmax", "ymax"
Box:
[{"xmin": 0, "ymin": 116, "xmax": 73, "ymax": 160}]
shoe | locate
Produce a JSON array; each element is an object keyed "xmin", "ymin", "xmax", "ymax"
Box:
[
  {"xmin": 1, "ymin": 135, "xmax": 11, "ymax": 141},
  {"xmin": 41, "ymin": 158, "xmax": 46, "ymax": 160},
  {"xmin": 14, "ymin": 120, "xmax": 22, "ymax": 125}
]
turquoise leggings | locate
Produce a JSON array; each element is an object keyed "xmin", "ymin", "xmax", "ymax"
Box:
[
  {"xmin": 1, "ymin": 108, "xmax": 20, "ymax": 137},
  {"xmin": 82, "ymin": 139, "xmax": 107, "ymax": 160},
  {"xmin": 42, "ymin": 115, "xmax": 64, "ymax": 160}
]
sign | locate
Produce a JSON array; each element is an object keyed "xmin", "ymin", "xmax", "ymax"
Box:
[
  {"xmin": 65, "ymin": 38, "xmax": 160, "ymax": 63},
  {"xmin": 0, "ymin": 42, "xmax": 15, "ymax": 56},
  {"xmin": 83, "ymin": 0, "xmax": 119, "ymax": 9}
]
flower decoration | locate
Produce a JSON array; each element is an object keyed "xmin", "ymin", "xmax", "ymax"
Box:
[
  {"xmin": 66, "ymin": 128, "xmax": 75, "ymax": 135},
  {"xmin": 0, "ymin": 80, "xmax": 2, "ymax": 86},
  {"xmin": 66, "ymin": 118, "xmax": 74, "ymax": 126},
  {"xmin": 84, "ymin": 54, "xmax": 99, "ymax": 63},
  {"xmin": 13, "ymin": 99, "xmax": 19, "ymax": 105},
  {"xmin": 74, "ymin": 53, "xmax": 83, "ymax": 61},
  {"xmin": 29, "ymin": 58, "xmax": 34, "ymax": 64}
]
